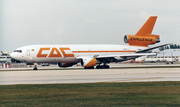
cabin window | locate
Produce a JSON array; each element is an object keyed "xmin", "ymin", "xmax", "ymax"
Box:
[{"xmin": 14, "ymin": 50, "xmax": 22, "ymax": 53}]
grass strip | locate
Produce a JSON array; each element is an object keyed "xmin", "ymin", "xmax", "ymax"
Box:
[{"xmin": 0, "ymin": 82, "xmax": 180, "ymax": 106}]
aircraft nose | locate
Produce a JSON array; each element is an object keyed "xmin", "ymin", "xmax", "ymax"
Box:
[
  {"xmin": 10, "ymin": 52, "xmax": 20, "ymax": 60},
  {"xmin": 10, "ymin": 52, "xmax": 18, "ymax": 59},
  {"xmin": 10, "ymin": 49, "xmax": 24, "ymax": 61}
]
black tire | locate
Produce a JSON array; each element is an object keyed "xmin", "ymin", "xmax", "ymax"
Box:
[
  {"xmin": 105, "ymin": 65, "xmax": 110, "ymax": 69},
  {"xmin": 84, "ymin": 66, "xmax": 94, "ymax": 69},
  {"xmin": 96, "ymin": 65, "xmax": 110, "ymax": 69},
  {"xmin": 33, "ymin": 68, "xmax": 38, "ymax": 70},
  {"xmin": 96, "ymin": 66, "xmax": 102, "ymax": 69}
]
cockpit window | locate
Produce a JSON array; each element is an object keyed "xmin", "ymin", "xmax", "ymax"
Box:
[{"xmin": 14, "ymin": 50, "xmax": 22, "ymax": 53}]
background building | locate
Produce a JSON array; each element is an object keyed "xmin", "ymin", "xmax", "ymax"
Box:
[
  {"xmin": 136, "ymin": 49, "xmax": 180, "ymax": 63},
  {"xmin": 0, "ymin": 51, "xmax": 11, "ymax": 63}
]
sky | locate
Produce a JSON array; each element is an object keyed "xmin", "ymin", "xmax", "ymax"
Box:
[{"xmin": 1, "ymin": 0, "xmax": 180, "ymax": 52}]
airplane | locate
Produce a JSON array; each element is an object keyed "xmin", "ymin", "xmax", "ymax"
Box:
[{"xmin": 10, "ymin": 16, "xmax": 169, "ymax": 70}]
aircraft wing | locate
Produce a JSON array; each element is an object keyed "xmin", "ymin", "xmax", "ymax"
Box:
[
  {"xmin": 96, "ymin": 53, "xmax": 156, "ymax": 58},
  {"xmin": 76, "ymin": 43, "xmax": 170, "ymax": 59},
  {"xmin": 76, "ymin": 53, "xmax": 156, "ymax": 59},
  {"xmin": 136, "ymin": 43, "xmax": 171, "ymax": 53}
]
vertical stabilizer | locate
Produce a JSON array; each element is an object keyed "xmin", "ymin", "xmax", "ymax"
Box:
[{"xmin": 135, "ymin": 16, "xmax": 157, "ymax": 36}]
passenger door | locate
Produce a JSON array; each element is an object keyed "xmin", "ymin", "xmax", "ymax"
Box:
[{"xmin": 27, "ymin": 49, "xmax": 30, "ymax": 56}]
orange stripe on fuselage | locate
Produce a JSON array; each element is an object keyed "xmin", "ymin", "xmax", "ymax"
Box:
[{"xmin": 72, "ymin": 50, "xmax": 136, "ymax": 53}]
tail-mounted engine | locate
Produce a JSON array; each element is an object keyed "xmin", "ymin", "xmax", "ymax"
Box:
[
  {"xmin": 124, "ymin": 16, "xmax": 160, "ymax": 47},
  {"xmin": 124, "ymin": 34, "xmax": 160, "ymax": 46}
]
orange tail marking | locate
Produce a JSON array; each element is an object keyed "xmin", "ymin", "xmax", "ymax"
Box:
[
  {"xmin": 125, "ymin": 16, "xmax": 160, "ymax": 47},
  {"xmin": 135, "ymin": 16, "xmax": 157, "ymax": 36}
]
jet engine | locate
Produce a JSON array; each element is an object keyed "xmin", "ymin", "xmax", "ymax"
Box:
[
  {"xmin": 81, "ymin": 58, "xmax": 97, "ymax": 68},
  {"xmin": 124, "ymin": 16, "xmax": 160, "ymax": 47},
  {"xmin": 124, "ymin": 35, "xmax": 160, "ymax": 46}
]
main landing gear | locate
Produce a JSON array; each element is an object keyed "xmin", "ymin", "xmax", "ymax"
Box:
[
  {"xmin": 84, "ymin": 65, "xmax": 110, "ymax": 69},
  {"xmin": 96, "ymin": 65, "xmax": 109, "ymax": 69},
  {"xmin": 95, "ymin": 59, "xmax": 110, "ymax": 69},
  {"xmin": 84, "ymin": 66, "xmax": 94, "ymax": 69}
]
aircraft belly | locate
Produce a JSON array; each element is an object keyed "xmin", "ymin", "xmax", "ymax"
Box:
[{"xmin": 33, "ymin": 57, "xmax": 79, "ymax": 63}]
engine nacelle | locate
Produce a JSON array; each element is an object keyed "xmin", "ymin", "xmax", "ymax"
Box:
[
  {"xmin": 124, "ymin": 35, "xmax": 160, "ymax": 46},
  {"xmin": 81, "ymin": 58, "xmax": 97, "ymax": 67},
  {"xmin": 58, "ymin": 63, "xmax": 76, "ymax": 68}
]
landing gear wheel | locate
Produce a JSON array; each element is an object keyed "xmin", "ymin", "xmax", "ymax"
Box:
[
  {"xmin": 33, "ymin": 68, "xmax": 38, "ymax": 70},
  {"xmin": 104, "ymin": 65, "xmax": 109, "ymax": 69},
  {"xmin": 33, "ymin": 65, "xmax": 38, "ymax": 70},
  {"xmin": 96, "ymin": 65, "xmax": 103, "ymax": 69},
  {"xmin": 96, "ymin": 65, "xmax": 110, "ymax": 69},
  {"xmin": 84, "ymin": 66, "xmax": 94, "ymax": 69}
]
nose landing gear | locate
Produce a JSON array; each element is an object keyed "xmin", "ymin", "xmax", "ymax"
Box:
[{"xmin": 33, "ymin": 65, "xmax": 38, "ymax": 70}]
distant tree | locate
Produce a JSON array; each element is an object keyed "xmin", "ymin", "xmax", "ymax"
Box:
[
  {"xmin": 178, "ymin": 45, "xmax": 180, "ymax": 49},
  {"xmin": 166, "ymin": 46, "xmax": 169, "ymax": 49},
  {"xmin": 174, "ymin": 44, "xmax": 177, "ymax": 49},
  {"xmin": 158, "ymin": 44, "xmax": 180, "ymax": 51},
  {"xmin": 170, "ymin": 44, "xmax": 174, "ymax": 49},
  {"xmin": 159, "ymin": 46, "xmax": 165, "ymax": 51}
]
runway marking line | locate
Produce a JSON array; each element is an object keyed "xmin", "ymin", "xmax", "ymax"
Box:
[{"xmin": 105, "ymin": 77, "xmax": 164, "ymax": 82}]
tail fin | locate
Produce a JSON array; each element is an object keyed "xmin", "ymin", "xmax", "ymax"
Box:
[
  {"xmin": 135, "ymin": 16, "xmax": 157, "ymax": 36},
  {"xmin": 124, "ymin": 16, "xmax": 160, "ymax": 47}
]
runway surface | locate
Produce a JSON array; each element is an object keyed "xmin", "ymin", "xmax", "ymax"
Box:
[{"xmin": 1, "ymin": 63, "xmax": 180, "ymax": 85}]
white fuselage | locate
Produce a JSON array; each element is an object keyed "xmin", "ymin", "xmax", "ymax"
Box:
[{"xmin": 10, "ymin": 44, "xmax": 147, "ymax": 63}]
